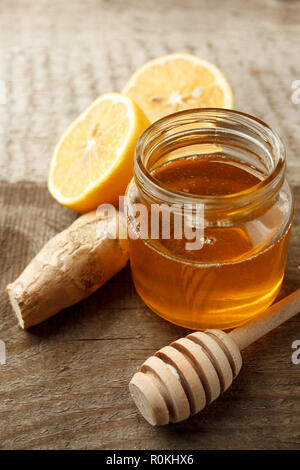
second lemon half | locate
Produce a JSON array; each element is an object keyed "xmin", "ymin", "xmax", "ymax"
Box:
[{"xmin": 123, "ymin": 53, "xmax": 233, "ymax": 123}]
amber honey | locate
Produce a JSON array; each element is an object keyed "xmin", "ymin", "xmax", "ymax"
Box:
[{"xmin": 127, "ymin": 109, "xmax": 293, "ymax": 330}]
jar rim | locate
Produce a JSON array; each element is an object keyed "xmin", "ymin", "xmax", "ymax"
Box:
[{"xmin": 134, "ymin": 108, "xmax": 286, "ymax": 208}]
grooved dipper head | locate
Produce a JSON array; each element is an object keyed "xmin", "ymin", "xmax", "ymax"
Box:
[{"xmin": 129, "ymin": 329, "xmax": 242, "ymax": 425}]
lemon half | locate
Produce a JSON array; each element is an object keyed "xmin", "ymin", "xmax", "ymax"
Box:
[
  {"xmin": 48, "ymin": 93, "xmax": 149, "ymax": 212},
  {"xmin": 123, "ymin": 53, "xmax": 233, "ymax": 123}
]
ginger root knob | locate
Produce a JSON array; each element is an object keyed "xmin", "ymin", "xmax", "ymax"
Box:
[{"xmin": 6, "ymin": 210, "xmax": 128, "ymax": 329}]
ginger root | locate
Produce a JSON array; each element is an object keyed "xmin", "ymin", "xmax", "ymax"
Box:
[{"xmin": 6, "ymin": 210, "xmax": 128, "ymax": 329}]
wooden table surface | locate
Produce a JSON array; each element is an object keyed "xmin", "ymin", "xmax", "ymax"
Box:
[{"xmin": 0, "ymin": 0, "xmax": 300, "ymax": 450}]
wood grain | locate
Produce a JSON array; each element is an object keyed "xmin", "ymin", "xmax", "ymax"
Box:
[{"xmin": 0, "ymin": 0, "xmax": 300, "ymax": 450}]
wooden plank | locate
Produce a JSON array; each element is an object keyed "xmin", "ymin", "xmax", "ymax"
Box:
[{"xmin": 0, "ymin": 0, "xmax": 300, "ymax": 450}]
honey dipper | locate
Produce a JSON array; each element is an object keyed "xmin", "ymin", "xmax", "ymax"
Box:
[{"xmin": 129, "ymin": 289, "xmax": 300, "ymax": 425}]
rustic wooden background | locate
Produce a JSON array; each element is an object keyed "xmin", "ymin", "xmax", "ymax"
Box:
[{"xmin": 0, "ymin": 0, "xmax": 299, "ymax": 450}]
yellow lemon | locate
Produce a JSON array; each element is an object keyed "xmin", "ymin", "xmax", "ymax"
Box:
[
  {"xmin": 48, "ymin": 93, "xmax": 150, "ymax": 212},
  {"xmin": 123, "ymin": 53, "xmax": 233, "ymax": 123}
]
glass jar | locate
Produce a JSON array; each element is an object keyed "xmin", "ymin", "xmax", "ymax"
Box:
[{"xmin": 126, "ymin": 109, "xmax": 294, "ymax": 330}]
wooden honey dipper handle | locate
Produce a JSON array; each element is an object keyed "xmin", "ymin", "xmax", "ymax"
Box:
[
  {"xmin": 229, "ymin": 289, "xmax": 300, "ymax": 350},
  {"xmin": 129, "ymin": 290, "xmax": 300, "ymax": 426}
]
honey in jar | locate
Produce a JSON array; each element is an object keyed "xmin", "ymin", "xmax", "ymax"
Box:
[{"xmin": 126, "ymin": 109, "xmax": 294, "ymax": 330}]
